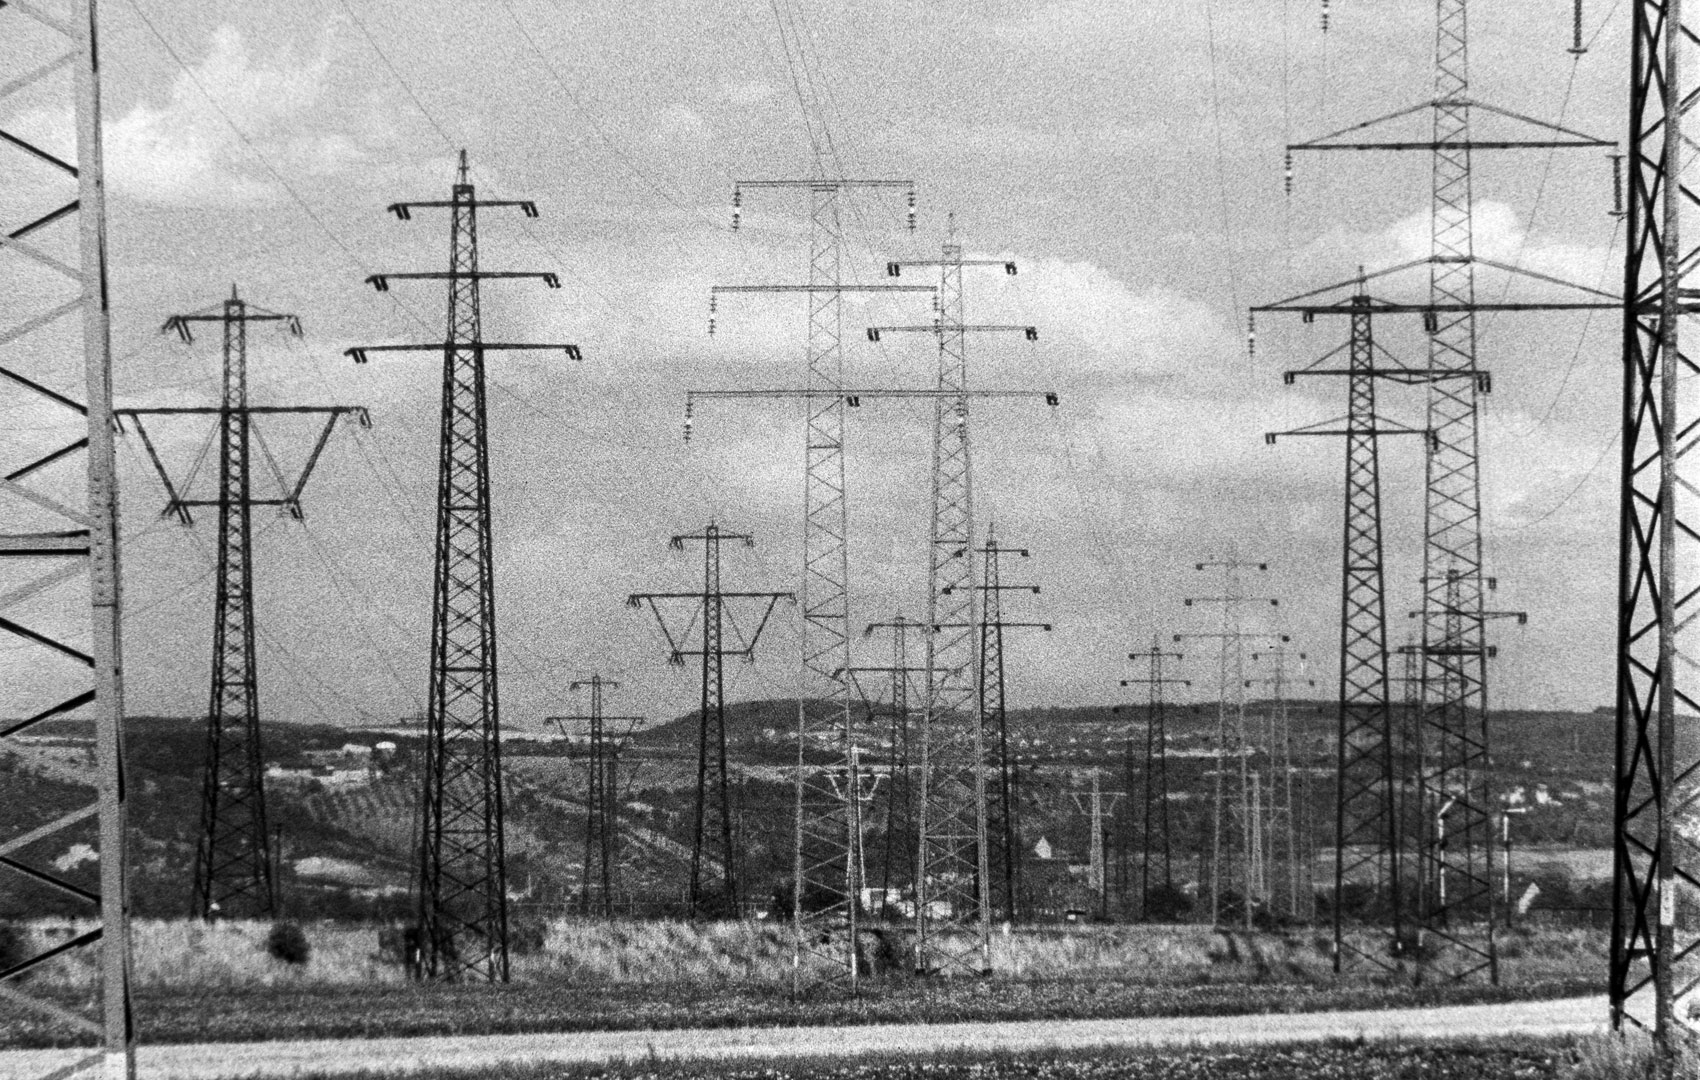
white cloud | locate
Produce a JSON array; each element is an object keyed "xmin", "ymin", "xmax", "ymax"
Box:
[{"xmin": 103, "ymin": 27, "xmax": 353, "ymax": 205}]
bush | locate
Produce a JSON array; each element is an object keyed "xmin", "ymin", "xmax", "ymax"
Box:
[
  {"xmin": 508, "ymin": 918, "xmax": 546, "ymax": 955},
  {"xmin": 0, "ymin": 921, "xmax": 28, "ymax": 977},
  {"xmin": 265, "ymin": 921, "xmax": 311, "ymax": 965}
]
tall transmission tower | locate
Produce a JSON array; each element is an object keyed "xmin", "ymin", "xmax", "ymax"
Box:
[
  {"xmin": 1121, "ymin": 638, "xmax": 1188, "ymax": 920},
  {"xmin": 119, "ymin": 292, "xmax": 365, "ymax": 919},
  {"xmin": 0, "ymin": 1, "xmax": 135, "ymax": 1073},
  {"xmin": 1245, "ymin": 645, "xmax": 1316, "ymax": 925},
  {"xmin": 1177, "ymin": 557, "xmax": 1285, "ymax": 928},
  {"xmin": 1281, "ymin": 0, "xmax": 1610, "ymax": 985},
  {"xmin": 628, "ymin": 522, "xmax": 791, "ymax": 917},
  {"xmin": 1067, "ymin": 769, "xmax": 1125, "ymax": 918},
  {"xmin": 976, "ymin": 528, "xmax": 1050, "ymax": 925},
  {"xmin": 854, "ymin": 616, "xmax": 930, "ymax": 918},
  {"xmin": 875, "ymin": 237, "xmax": 1038, "ymax": 970},
  {"xmin": 708, "ymin": 177, "xmax": 927, "ymax": 991},
  {"xmin": 347, "ymin": 150, "xmax": 581, "ymax": 983},
  {"xmin": 708, "ymin": 178, "xmax": 919, "ymax": 980},
  {"xmin": 1613, "ymin": 0, "xmax": 1700, "ymax": 1046},
  {"xmin": 548, "ymin": 676, "xmax": 643, "ymax": 918},
  {"xmin": 1261, "ymin": 283, "xmax": 1430, "ymax": 967}
]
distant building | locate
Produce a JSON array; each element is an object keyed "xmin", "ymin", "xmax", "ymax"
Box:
[{"xmin": 1034, "ymin": 836, "xmax": 1054, "ymax": 861}]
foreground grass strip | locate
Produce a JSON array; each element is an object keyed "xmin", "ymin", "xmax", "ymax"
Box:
[
  {"xmin": 0, "ymin": 975, "xmax": 1599, "ymax": 1049},
  {"xmin": 211, "ymin": 1035, "xmax": 1593, "ymax": 1080}
]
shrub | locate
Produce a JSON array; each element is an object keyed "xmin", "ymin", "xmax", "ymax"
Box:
[
  {"xmin": 265, "ymin": 921, "xmax": 311, "ymax": 966},
  {"xmin": 508, "ymin": 918, "xmax": 546, "ymax": 955},
  {"xmin": 0, "ymin": 921, "xmax": 28, "ymax": 977}
]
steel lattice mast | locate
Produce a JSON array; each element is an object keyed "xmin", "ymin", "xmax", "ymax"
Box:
[
  {"xmin": 118, "ymin": 292, "xmax": 365, "ymax": 919},
  {"xmin": 877, "ymin": 242, "xmax": 1037, "ymax": 968},
  {"xmin": 628, "ymin": 522, "xmax": 791, "ymax": 917},
  {"xmin": 711, "ymin": 177, "xmax": 923, "ymax": 992},
  {"xmin": 348, "ymin": 150, "xmax": 579, "ymax": 982},
  {"xmin": 1177, "ymin": 558, "xmax": 1284, "ymax": 928},
  {"xmin": 1613, "ymin": 0, "xmax": 1700, "ymax": 1044},
  {"xmin": 1262, "ymin": 287, "xmax": 1431, "ymax": 968},
  {"xmin": 1283, "ymin": 1, "xmax": 1610, "ymax": 984},
  {"xmin": 1121, "ymin": 639, "xmax": 1188, "ymax": 919},
  {"xmin": 0, "ymin": 2, "xmax": 134, "ymax": 1073},
  {"xmin": 976, "ymin": 529, "xmax": 1049, "ymax": 925},
  {"xmin": 549, "ymin": 677, "xmax": 643, "ymax": 918},
  {"xmin": 859, "ymin": 616, "xmax": 927, "ymax": 918},
  {"xmin": 1245, "ymin": 645, "xmax": 1316, "ymax": 925}
]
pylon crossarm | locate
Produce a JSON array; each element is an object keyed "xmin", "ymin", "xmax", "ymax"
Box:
[
  {"xmin": 1283, "ymin": 367, "xmax": 1487, "ymax": 389},
  {"xmin": 365, "ymin": 271, "xmax": 559, "ymax": 290},
  {"xmin": 1255, "ymin": 257, "xmax": 1618, "ymax": 314},
  {"xmin": 386, "ymin": 198, "xmax": 539, "ymax": 219},
  {"xmin": 886, "ymin": 259, "xmax": 1016, "ymax": 274},
  {"xmin": 345, "ymin": 343, "xmax": 582, "ymax": 363},
  {"xmin": 866, "ymin": 324, "xmax": 1038, "ymax": 342},
  {"xmin": 1264, "ymin": 419, "xmax": 1430, "ymax": 444},
  {"xmin": 710, "ymin": 284, "xmax": 935, "ymax": 294},
  {"xmin": 1289, "ymin": 96, "xmax": 1610, "ymax": 150}
]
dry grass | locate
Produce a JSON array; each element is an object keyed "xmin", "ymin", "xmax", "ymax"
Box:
[
  {"xmin": 11, "ymin": 917, "xmax": 1606, "ymax": 994},
  {"xmin": 1556, "ymin": 1031, "xmax": 1699, "ymax": 1079}
]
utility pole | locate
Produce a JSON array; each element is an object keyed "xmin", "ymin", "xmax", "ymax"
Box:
[
  {"xmin": 1245, "ymin": 645, "xmax": 1316, "ymax": 925},
  {"xmin": 1260, "ymin": 279, "xmax": 1428, "ymax": 967},
  {"xmin": 1121, "ymin": 638, "xmax": 1188, "ymax": 919},
  {"xmin": 1614, "ymin": 0, "xmax": 1699, "ymax": 1053},
  {"xmin": 1280, "ymin": 0, "xmax": 1611, "ymax": 986},
  {"xmin": 119, "ymin": 292, "xmax": 365, "ymax": 920},
  {"xmin": 1177, "ymin": 557, "xmax": 1285, "ymax": 929},
  {"xmin": 0, "ymin": 1, "xmax": 135, "ymax": 1072},
  {"xmin": 628, "ymin": 522, "xmax": 791, "ymax": 917},
  {"xmin": 976, "ymin": 527, "xmax": 1050, "ymax": 925},
  {"xmin": 856, "ymin": 616, "xmax": 930, "ymax": 919},
  {"xmin": 1067, "ymin": 769, "xmax": 1125, "ymax": 919},
  {"xmin": 878, "ymin": 231, "xmax": 1040, "ymax": 972},
  {"xmin": 347, "ymin": 150, "xmax": 581, "ymax": 983},
  {"xmin": 548, "ymin": 676, "xmax": 643, "ymax": 918}
]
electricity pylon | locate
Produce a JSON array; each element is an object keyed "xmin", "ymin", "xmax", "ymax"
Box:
[
  {"xmin": 347, "ymin": 150, "xmax": 581, "ymax": 983},
  {"xmin": 1067, "ymin": 769, "xmax": 1125, "ymax": 918},
  {"xmin": 1261, "ymin": 283, "xmax": 1430, "ymax": 969},
  {"xmin": 977, "ymin": 528, "xmax": 1050, "ymax": 925},
  {"xmin": 1245, "ymin": 645, "xmax": 1316, "ymax": 925},
  {"xmin": 118, "ymin": 291, "xmax": 366, "ymax": 920},
  {"xmin": 1613, "ymin": 0, "xmax": 1700, "ymax": 1047},
  {"xmin": 628, "ymin": 522, "xmax": 791, "ymax": 917},
  {"xmin": 1281, "ymin": 0, "xmax": 1611, "ymax": 986},
  {"xmin": 853, "ymin": 616, "xmax": 930, "ymax": 919},
  {"xmin": 708, "ymin": 177, "xmax": 926, "ymax": 994},
  {"xmin": 1121, "ymin": 638, "xmax": 1188, "ymax": 920},
  {"xmin": 1177, "ymin": 557, "xmax": 1285, "ymax": 928},
  {"xmin": 548, "ymin": 676, "xmax": 643, "ymax": 918},
  {"xmin": 877, "ymin": 236, "xmax": 1039, "ymax": 972},
  {"xmin": 0, "ymin": 2, "xmax": 134, "ymax": 1073}
]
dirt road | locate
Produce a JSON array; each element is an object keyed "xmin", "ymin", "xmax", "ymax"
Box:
[{"xmin": 0, "ymin": 995, "xmax": 1607, "ymax": 1079}]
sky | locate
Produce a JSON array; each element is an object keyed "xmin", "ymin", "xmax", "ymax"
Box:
[{"xmin": 0, "ymin": 0, "xmax": 1631, "ymax": 736}]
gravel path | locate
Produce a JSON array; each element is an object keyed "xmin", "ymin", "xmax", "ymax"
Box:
[{"xmin": 0, "ymin": 995, "xmax": 1608, "ymax": 1079}]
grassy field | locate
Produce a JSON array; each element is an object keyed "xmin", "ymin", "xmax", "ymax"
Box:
[
  {"xmin": 0, "ymin": 918, "xmax": 1606, "ymax": 1048},
  {"xmin": 194, "ymin": 1035, "xmax": 1681, "ymax": 1080}
]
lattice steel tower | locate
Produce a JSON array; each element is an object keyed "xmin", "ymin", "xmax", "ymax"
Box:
[
  {"xmin": 0, "ymin": 1, "xmax": 134, "ymax": 1072},
  {"xmin": 857, "ymin": 616, "xmax": 928, "ymax": 917},
  {"xmin": 1177, "ymin": 558, "xmax": 1284, "ymax": 928},
  {"xmin": 119, "ymin": 291, "xmax": 365, "ymax": 919},
  {"xmin": 1283, "ymin": 0, "xmax": 1609, "ymax": 983},
  {"xmin": 1612, "ymin": 0, "xmax": 1700, "ymax": 1046},
  {"xmin": 1122, "ymin": 639, "xmax": 1188, "ymax": 919},
  {"xmin": 549, "ymin": 676, "xmax": 642, "ymax": 918},
  {"xmin": 1261, "ymin": 286, "xmax": 1430, "ymax": 968},
  {"xmin": 879, "ymin": 239, "xmax": 1037, "ymax": 970},
  {"xmin": 629, "ymin": 522, "xmax": 790, "ymax": 917},
  {"xmin": 710, "ymin": 178, "xmax": 932, "ymax": 992},
  {"xmin": 348, "ymin": 150, "xmax": 580, "ymax": 982},
  {"xmin": 977, "ymin": 528, "xmax": 1049, "ymax": 925}
]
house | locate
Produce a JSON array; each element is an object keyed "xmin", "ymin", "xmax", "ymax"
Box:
[{"xmin": 1033, "ymin": 836, "xmax": 1055, "ymax": 861}]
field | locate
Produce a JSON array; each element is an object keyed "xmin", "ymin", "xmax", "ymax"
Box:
[
  {"xmin": 1, "ymin": 918, "xmax": 1605, "ymax": 1049},
  {"xmin": 189, "ymin": 1035, "xmax": 1682, "ymax": 1080}
]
